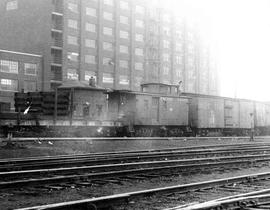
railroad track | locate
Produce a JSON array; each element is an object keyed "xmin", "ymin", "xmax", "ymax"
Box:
[
  {"xmin": 2, "ymin": 152, "xmax": 270, "ymax": 190},
  {"xmin": 2, "ymin": 143, "xmax": 270, "ymax": 172},
  {"xmin": 15, "ymin": 171, "xmax": 270, "ymax": 210}
]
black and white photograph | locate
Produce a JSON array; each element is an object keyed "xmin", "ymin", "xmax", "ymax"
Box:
[{"xmin": 1, "ymin": 0, "xmax": 270, "ymax": 209}]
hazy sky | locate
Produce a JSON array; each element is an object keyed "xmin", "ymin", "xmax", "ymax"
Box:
[{"xmin": 165, "ymin": 0, "xmax": 270, "ymax": 101}]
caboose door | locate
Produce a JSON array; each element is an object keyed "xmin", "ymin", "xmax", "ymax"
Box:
[{"xmin": 152, "ymin": 97, "xmax": 159, "ymax": 124}]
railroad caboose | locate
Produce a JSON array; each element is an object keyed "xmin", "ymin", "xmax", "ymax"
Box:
[{"xmin": 108, "ymin": 83, "xmax": 191, "ymax": 137}]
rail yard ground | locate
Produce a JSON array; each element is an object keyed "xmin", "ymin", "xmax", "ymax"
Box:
[
  {"xmin": 0, "ymin": 136, "xmax": 269, "ymax": 159},
  {"xmin": 2, "ymin": 138, "xmax": 270, "ymax": 209}
]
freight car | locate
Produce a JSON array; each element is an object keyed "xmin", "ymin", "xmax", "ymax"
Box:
[{"xmin": 1, "ymin": 81, "xmax": 270, "ymax": 138}]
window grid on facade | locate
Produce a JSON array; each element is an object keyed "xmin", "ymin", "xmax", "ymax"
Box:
[
  {"xmin": 119, "ymin": 75, "xmax": 129, "ymax": 85},
  {"xmin": 135, "ymin": 62, "xmax": 143, "ymax": 70},
  {"xmin": 0, "ymin": 60, "xmax": 18, "ymax": 74},
  {"xmin": 85, "ymin": 71, "xmax": 97, "ymax": 81},
  {"xmin": 24, "ymin": 81, "xmax": 36, "ymax": 92},
  {"xmin": 135, "ymin": 20, "xmax": 144, "ymax": 28},
  {"xmin": 6, "ymin": 0, "xmax": 18, "ymax": 11},
  {"xmin": 67, "ymin": 68, "xmax": 79, "ymax": 80},
  {"xmin": 163, "ymin": 66, "xmax": 169, "ymax": 75},
  {"xmin": 103, "ymin": 42, "xmax": 114, "ymax": 51},
  {"xmin": 24, "ymin": 63, "xmax": 37, "ymax": 76},
  {"xmin": 68, "ymin": 2, "xmax": 78, "ymax": 13},
  {"xmin": 103, "ymin": 11, "xmax": 114, "ymax": 21},
  {"xmin": 0, "ymin": 78, "xmax": 18, "ymax": 91},
  {"xmin": 135, "ymin": 5, "xmax": 145, "ymax": 14},
  {"xmin": 135, "ymin": 48, "xmax": 143, "ymax": 56},
  {"xmin": 68, "ymin": 19, "xmax": 78, "ymax": 29},
  {"xmin": 67, "ymin": 35, "xmax": 78, "ymax": 45},
  {"xmin": 103, "ymin": 27, "xmax": 113, "ymax": 36},
  {"xmin": 103, "ymin": 73, "xmax": 114, "ymax": 83},
  {"xmin": 103, "ymin": 57, "xmax": 114, "ymax": 65},
  {"xmin": 163, "ymin": 54, "xmax": 170, "ymax": 62},
  {"xmin": 86, "ymin": 7, "xmax": 97, "ymax": 17},
  {"xmin": 86, "ymin": 23, "xmax": 96, "ymax": 32},
  {"xmin": 119, "ymin": 60, "xmax": 129, "ymax": 68},
  {"xmin": 163, "ymin": 40, "xmax": 170, "ymax": 48},
  {"xmin": 85, "ymin": 55, "xmax": 96, "ymax": 64},
  {"xmin": 120, "ymin": 1, "xmax": 129, "ymax": 10},
  {"xmin": 104, "ymin": 0, "xmax": 114, "ymax": 6},
  {"xmin": 67, "ymin": 52, "xmax": 79, "ymax": 62},
  {"xmin": 85, "ymin": 39, "xmax": 96, "ymax": 48},
  {"xmin": 119, "ymin": 30, "xmax": 129, "ymax": 39},
  {"xmin": 120, "ymin": 15, "xmax": 128, "ymax": 24},
  {"xmin": 135, "ymin": 34, "xmax": 144, "ymax": 42},
  {"xmin": 120, "ymin": 45, "xmax": 129, "ymax": 54}
]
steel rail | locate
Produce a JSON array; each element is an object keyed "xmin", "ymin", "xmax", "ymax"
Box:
[
  {"xmin": 1, "ymin": 144, "xmax": 270, "ymax": 168},
  {"xmin": 1, "ymin": 156, "xmax": 270, "ymax": 189},
  {"xmin": 1, "ymin": 142, "xmax": 266, "ymax": 164},
  {"xmin": 15, "ymin": 171, "xmax": 270, "ymax": 210},
  {"xmin": 2, "ymin": 147, "xmax": 270, "ymax": 172},
  {"xmin": 2, "ymin": 153, "xmax": 270, "ymax": 179}
]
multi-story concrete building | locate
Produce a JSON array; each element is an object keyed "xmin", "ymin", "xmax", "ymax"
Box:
[
  {"xmin": 0, "ymin": 0, "xmax": 219, "ymax": 99},
  {"xmin": 0, "ymin": 49, "xmax": 42, "ymax": 111}
]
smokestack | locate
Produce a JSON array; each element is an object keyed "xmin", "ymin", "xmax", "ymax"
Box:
[{"xmin": 89, "ymin": 76, "xmax": 96, "ymax": 87}]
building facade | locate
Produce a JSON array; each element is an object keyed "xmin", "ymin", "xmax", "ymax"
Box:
[
  {"xmin": 0, "ymin": 0, "xmax": 219, "ymax": 99},
  {"xmin": 0, "ymin": 49, "xmax": 42, "ymax": 111}
]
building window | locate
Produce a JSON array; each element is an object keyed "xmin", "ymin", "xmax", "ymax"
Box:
[
  {"xmin": 67, "ymin": 35, "xmax": 78, "ymax": 45},
  {"xmin": 68, "ymin": 2, "xmax": 78, "ymax": 13},
  {"xmin": 0, "ymin": 79, "xmax": 18, "ymax": 91},
  {"xmin": 85, "ymin": 71, "xmax": 97, "ymax": 81},
  {"xmin": 176, "ymin": 31, "xmax": 182, "ymax": 39},
  {"xmin": 103, "ymin": 42, "xmax": 114, "ymax": 51},
  {"xmin": 24, "ymin": 81, "xmax": 36, "ymax": 92},
  {"xmin": 163, "ymin": 13, "xmax": 171, "ymax": 22},
  {"xmin": 135, "ymin": 5, "xmax": 145, "ymax": 14},
  {"xmin": 163, "ymin": 40, "xmax": 170, "ymax": 48},
  {"xmin": 119, "ymin": 75, "xmax": 129, "ymax": 85},
  {"xmin": 163, "ymin": 66, "xmax": 169, "ymax": 75},
  {"xmin": 135, "ymin": 20, "xmax": 144, "ymax": 28},
  {"xmin": 176, "ymin": 43, "xmax": 182, "ymax": 51},
  {"xmin": 103, "ymin": 11, "xmax": 114, "ymax": 21},
  {"xmin": 86, "ymin": 23, "xmax": 96, "ymax": 32},
  {"xmin": 163, "ymin": 27, "xmax": 170, "ymax": 36},
  {"xmin": 188, "ymin": 57, "xmax": 194, "ymax": 67},
  {"xmin": 176, "ymin": 55, "xmax": 183, "ymax": 65},
  {"xmin": 68, "ymin": 19, "xmax": 78, "ymax": 29},
  {"xmin": 134, "ymin": 76, "xmax": 143, "ymax": 87},
  {"xmin": 85, "ymin": 55, "xmax": 96, "ymax": 64},
  {"xmin": 0, "ymin": 60, "xmax": 18, "ymax": 74},
  {"xmin": 103, "ymin": 57, "xmax": 114, "ymax": 65},
  {"xmin": 119, "ymin": 30, "xmax": 129, "ymax": 39},
  {"xmin": 135, "ymin": 34, "xmax": 144, "ymax": 42},
  {"xmin": 85, "ymin": 39, "xmax": 96, "ymax": 48},
  {"xmin": 67, "ymin": 52, "xmax": 79, "ymax": 62},
  {"xmin": 135, "ymin": 62, "xmax": 143, "ymax": 70},
  {"xmin": 103, "ymin": 73, "xmax": 114, "ymax": 84},
  {"xmin": 120, "ymin": 1, "xmax": 129, "ymax": 10},
  {"xmin": 104, "ymin": 0, "xmax": 114, "ymax": 6},
  {"xmin": 103, "ymin": 27, "xmax": 113, "ymax": 36},
  {"xmin": 163, "ymin": 53, "xmax": 170, "ymax": 62},
  {"xmin": 86, "ymin": 7, "xmax": 96, "ymax": 17},
  {"xmin": 119, "ymin": 45, "xmax": 129, "ymax": 54},
  {"xmin": 120, "ymin": 15, "xmax": 128, "ymax": 24},
  {"xmin": 67, "ymin": 68, "xmax": 79, "ymax": 80},
  {"xmin": 6, "ymin": 0, "xmax": 17, "ymax": 11},
  {"xmin": 119, "ymin": 60, "xmax": 129, "ymax": 68},
  {"xmin": 135, "ymin": 48, "xmax": 143, "ymax": 56},
  {"xmin": 188, "ymin": 44, "xmax": 194, "ymax": 53},
  {"xmin": 24, "ymin": 63, "xmax": 37, "ymax": 76}
]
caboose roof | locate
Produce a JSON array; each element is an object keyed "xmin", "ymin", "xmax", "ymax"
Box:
[
  {"xmin": 58, "ymin": 80, "xmax": 107, "ymax": 92},
  {"xmin": 109, "ymin": 89, "xmax": 191, "ymax": 99}
]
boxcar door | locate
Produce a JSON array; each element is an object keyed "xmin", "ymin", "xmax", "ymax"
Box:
[{"xmin": 151, "ymin": 97, "xmax": 159, "ymax": 124}]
